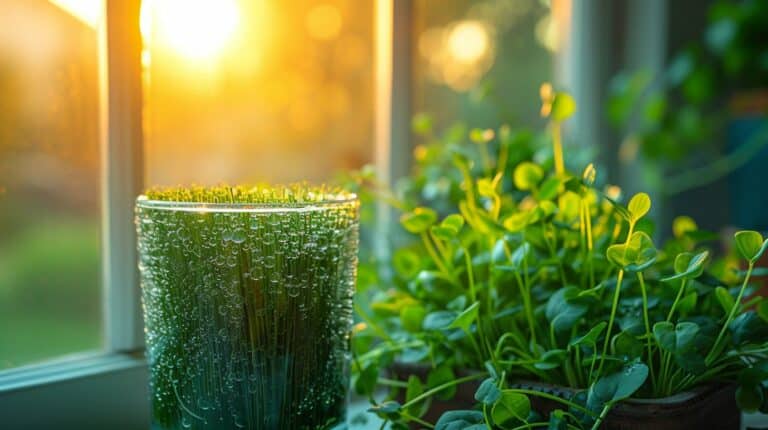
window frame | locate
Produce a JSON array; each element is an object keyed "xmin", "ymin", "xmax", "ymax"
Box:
[{"xmin": 0, "ymin": 0, "xmax": 149, "ymax": 427}]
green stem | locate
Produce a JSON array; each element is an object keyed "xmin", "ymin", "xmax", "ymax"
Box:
[
  {"xmin": 508, "ymin": 389, "xmax": 597, "ymax": 417},
  {"xmin": 552, "ymin": 123, "xmax": 565, "ymax": 176},
  {"xmin": 401, "ymin": 373, "xmax": 487, "ymax": 410},
  {"xmin": 636, "ymin": 272, "xmax": 657, "ymax": 393},
  {"xmin": 666, "ymin": 278, "xmax": 688, "ymax": 322},
  {"xmin": 421, "ymin": 232, "xmax": 455, "ymax": 285},
  {"xmin": 597, "ymin": 270, "xmax": 624, "ymax": 379},
  {"xmin": 706, "ymin": 263, "xmax": 754, "ymax": 365},
  {"xmin": 590, "ymin": 404, "xmax": 613, "ymax": 430}
]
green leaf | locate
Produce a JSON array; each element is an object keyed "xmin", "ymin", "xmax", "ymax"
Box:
[
  {"xmin": 513, "ymin": 162, "xmax": 544, "ymax": 191},
  {"xmin": 757, "ymin": 301, "xmax": 768, "ymax": 323},
  {"xmin": 475, "ymin": 378, "xmax": 502, "ymax": 405},
  {"xmin": 550, "ymin": 92, "xmax": 577, "ymax": 121},
  {"xmin": 405, "ymin": 375, "xmax": 425, "ymax": 417},
  {"xmin": 546, "ymin": 287, "xmax": 588, "ymax": 333},
  {"xmin": 538, "ymin": 177, "xmax": 562, "ymax": 201},
  {"xmin": 492, "ymin": 390, "xmax": 531, "ymax": 426},
  {"xmin": 427, "ymin": 366, "xmax": 457, "ymax": 400},
  {"xmin": 588, "ymin": 362, "xmax": 648, "ymax": 407},
  {"xmin": 715, "ymin": 286, "xmax": 735, "ymax": 314},
  {"xmin": 678, "ymin": 291, "xmax": 698, "ymax": 315},
  {"xmin": 612, "ymin": 331, "xmax": 643, "ymax": 358},
  {"xmin": 661, "ymin": 251, "xmax": 708, "ymax": 282},
  {"xmin": 535, "ymin": 349, "xmax": 567, "ymax": 370},
  {"xmin": 569, "ymin": 322, "xmax": 607, "ymax": 348},
  {"xmin": 653, "ymin": 321, "xmax": 700, "ymax": 353},
  {"xmin": 393, "ymin": 248, "xmax": 421, "ymax": 279},
  {"xmin": 448, "ymin": 302, "xmax": 480, "ymax": 332},
  {"xmin": 441, "ymin": 214, "xmax": 465, "ymax": 233},
  {"xmin": 423, "ymin": 311, "xmax": 458, "ymax": 331},
  {"xmin": 400, "ymin": 207, "xmax": 438, "ymax": 234},
  {"xmin": 353, "ymin": 363, "xmax": 379, "ymax": 396},
  {"xmin": 503, "ymin": 212, "xmax": 530, "ymax": 232},
  {"xmin": 400, "ymin": 305, "xmax": 427, "ymax": 333},
  {"xmin": 368, "ymin": 401, "xmax": 402, "ymax": 421},
  {"xmin": 509, "ymin": 242, "xmax": 531, "ymax": 269},
  {"xmin": 435, "ymin": 410, "xmax": 484, "ymax": 430},
  {"xmin": 735, "ymin": 230, "xmax": 768, "ymax": 263},
  {"xmin": 431, "ymin": 225, "xmax": 456, "ymax": 242},
  {"xmin": 606, "ymin": 231, "xmax": 657, "ymax": 272},
  {"xmin": 730, "ymin": 312, "xmax": 768, "ymax": 345},
  {"xmin": 627, "ymin": 192, "xmax": 651, "ymax": 222}
]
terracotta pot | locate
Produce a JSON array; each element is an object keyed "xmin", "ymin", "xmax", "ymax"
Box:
[{"xmin": 390, "ymin": 363, "xmax": 740, "ymax": 430}]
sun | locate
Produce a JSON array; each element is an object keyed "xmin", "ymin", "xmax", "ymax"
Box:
[{"xmin": 141, "ymin": 0, "xmax": 240, "ymax": 61}]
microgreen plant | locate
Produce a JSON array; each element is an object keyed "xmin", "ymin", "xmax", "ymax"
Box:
[{"xmin": 350, "ymin": 84, "xmax": 768, "ymax": 430}]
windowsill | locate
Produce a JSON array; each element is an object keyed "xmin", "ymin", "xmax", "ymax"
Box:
[{"xmin": 0, "ymin": 351, "xmax": 146, "ymax": 394}]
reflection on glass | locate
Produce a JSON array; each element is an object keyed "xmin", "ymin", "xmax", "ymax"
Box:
[
  {"xmin": 414, "ymin": 0, "xmax": 555, "ymax": 127},
  {"xmin": 142, "ymin": 0, "xmax": 374, "ymax": 187},
  {"xmin": 0, "ymin": 0, "xmax": 102, "ymax": 370}
]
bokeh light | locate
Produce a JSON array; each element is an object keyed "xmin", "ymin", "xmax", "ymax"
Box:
[{"xmin": 447, "ymin": 20, "xmax": 490, "ymax": 63}]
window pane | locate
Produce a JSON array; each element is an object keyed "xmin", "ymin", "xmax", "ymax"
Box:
[
  {"xmin": 0, "ymin": 1, "xmax": 102, "ymax": 370},
  {"xmin": 413, "ymin": 0, "xmax": 555, "ymax": 126},
  {"xmin": 142, "ymin": 0, "xmax": 373, "ymax": 185}
]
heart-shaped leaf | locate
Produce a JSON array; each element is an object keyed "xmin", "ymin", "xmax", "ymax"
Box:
[
  {"xmin": 401, "ymin": 207, "xmax": 438, "ymax": 234},
  {"xmin": 661, "ymin": 251, "xmax": 708, "ymax": 282},
  {"xmin": 492, "ymin": 390, "xmax": 531, "ymax": 426},
  {"xmin": 475, "ymin": 378, "xmax": 502, "ymax": 405},
  {"xmin": 514, "ymin": 162, "xmax": 544, "ymax": 191},
  {"xmin": 627, "ymin": 192, "xmax": 651, "ymax": 222},
  {"xmin": 588, "ymin": 362, "xmax": 649, "ymax": 408},
  {"xmin": 448, "ymin": 302, "xmax": 480, "ymax": 332},
  {"xmin": 435, "ymin": 410, "xmax": 484, "ymax": 430},
  {"xmin": 606, "ymin": 231, "xmax": 657, "ymax": 272},
  {"xmin": 735, "ymin": 230, "xmax": 768, "ymax": 263},
  {"xmin": 653, "ymin": 321, "xmax": 700, "ymax": 353},
  {"xmin": 441, "ymin": 214, "xmax": 465, "ymax": 234}
]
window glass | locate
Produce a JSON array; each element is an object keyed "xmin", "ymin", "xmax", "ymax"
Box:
[
  {"xmin": 413, "ymin": 0, "xmax": 556, "ymax": 127},
  {"xmin": 0, "ymin": 0, "xmax": 102, "ymax": 370},
  {"xmin": 141, "ymin": 0, "xmax": 374, "ymax": 185}
]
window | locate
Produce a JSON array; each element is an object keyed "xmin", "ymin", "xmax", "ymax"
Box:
[
  {"xmin": 0, "ymin": 0, "xmax": 102, "ymax": 371},
  {"xmin": 141, "ymin": 0, "xmax": 374, "ymax": 185}
]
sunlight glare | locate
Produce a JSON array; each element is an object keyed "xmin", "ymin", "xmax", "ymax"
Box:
[
  {"xmin": 142, "ymin": 0, "xmax": 239, "ymax": 61},
  {"xmin": 48, "ymin": 0, "xmax": 101, "ymax": 28}
]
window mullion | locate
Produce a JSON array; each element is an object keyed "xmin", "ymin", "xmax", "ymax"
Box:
[
  {"xmin": 374, "ymin": 0, "xmax": 412, "ymax": 265},
  {"xmin": 99, "ymin": 0, "xmax": 145, "ymax": 353}
]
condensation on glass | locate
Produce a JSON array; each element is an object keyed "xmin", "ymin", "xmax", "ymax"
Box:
[
  {"xmin": 136, "ymin": 191, "xmax": 359, "ymax": 429},
  {"xmin": 140, "ymin": 0, "xmax": 373, "ymax": 186},
  {"xmin": 0, "ymin": 0, "xmax": 102, "ymax": 370}
]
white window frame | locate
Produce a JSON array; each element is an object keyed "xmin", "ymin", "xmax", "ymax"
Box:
[{"xmin": 0, "ymin": 0, "xmax": 149, "ymax": 428}]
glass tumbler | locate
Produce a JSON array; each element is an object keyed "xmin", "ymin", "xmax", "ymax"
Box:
[{"xmin": 135, "ymin": 186, "xmax": 359, "ymax": 429}]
